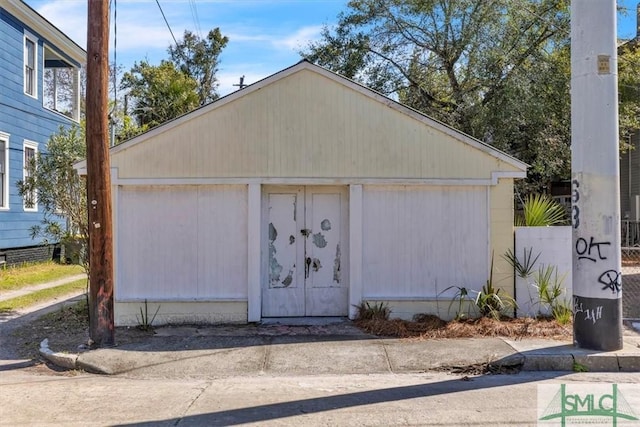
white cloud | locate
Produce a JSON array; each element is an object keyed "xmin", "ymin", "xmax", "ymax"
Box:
[
  {"xmin": 225, "ymin": 24, "xmax": 323, "ymax": 53},
  {"xmin": 36, "ymin": 1, "xmax": 87, "ymax": 48},
  {"xmin": 272, "ymin": 25, "xmax": 323, "ymax": 51}
]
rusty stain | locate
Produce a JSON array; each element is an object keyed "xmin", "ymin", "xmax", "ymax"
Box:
[
  {"xmin": 289, "ymin": 235, "xmax": 295, "ymax": 245},
  {"xmin": 282, "ymin": 269, "xmax": 294, "ymax": 287},
  {"xmin": 313, "ymin": 232, "xmax": 327, "ymax": 248},
  {"xmin": 268, "ymin": 222, "xmax": 283, "ymax": 287},
  {"xmin": 321, "ymin": 219, "xmax": 331, "ymax": 231},
  {"xmin": 312, "ymin": 258, "xmax": 322, "ymax": 272},
  {"xmin": 333, "ymin": 244, "xmax": 341, "ymax": 283}
]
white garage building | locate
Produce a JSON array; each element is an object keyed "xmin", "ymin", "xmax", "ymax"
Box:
[{"xmin": 78, "ymin": 60, "xmax": 527, "ymax": 325}]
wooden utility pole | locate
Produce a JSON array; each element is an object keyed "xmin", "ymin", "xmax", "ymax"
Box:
[{"xmin": 86, "ymin": 0, "xmax": 114, "ymax": 347}]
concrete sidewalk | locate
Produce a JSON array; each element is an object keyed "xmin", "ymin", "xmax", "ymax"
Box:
[{"xmin": 39, "ymin": 320, "xmax": 640, "ymax": 377}]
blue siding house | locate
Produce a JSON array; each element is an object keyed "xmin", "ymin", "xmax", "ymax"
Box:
[{"xmin": 0, "ymin": 0, "xmax": 85, "ymax": 265}]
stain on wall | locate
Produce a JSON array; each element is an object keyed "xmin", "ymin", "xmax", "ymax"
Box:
[{"xmin": 313, "ymin": 232, "xmax": 327, "ymax": 248}]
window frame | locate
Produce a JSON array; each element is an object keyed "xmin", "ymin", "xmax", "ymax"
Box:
[
  {"xmin": 43, "ymin": 44, "xmax": 81, "ymax": 122},
  {"xmin": 23, "ymin": 31, "xmax": 38, "ymax": 98},
  {"xmin": 22, "ymin": 140, "xmax": 38, "ymax": 212},
  {"xmin": 0, "ymin": 132, "xmax": 9, "ymax": 211}
]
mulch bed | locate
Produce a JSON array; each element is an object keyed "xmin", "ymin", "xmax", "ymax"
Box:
[{"xmin": 355, "ymin": 315, "xmax": 572, "ymax": 340}]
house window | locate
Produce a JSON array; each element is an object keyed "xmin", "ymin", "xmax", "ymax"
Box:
[
  {"xmin": 24, "ymin": 32, "xmax": 38, "ymax": 97},
  {"xmin": 0, "ymin": 132, "xmax": 9, "ymax": 210},
  {"xmin": 23, "ymin": 141, "xmax": 38, "ymax": 211},
  {"xmin": 43, "ymin": 45, "xmax": 80, "ymax": 121}
]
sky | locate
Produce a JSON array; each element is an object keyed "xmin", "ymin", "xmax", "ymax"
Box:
[{"xmin": 25, "ymin": 0, "xmax": 640, "ymax": 96}]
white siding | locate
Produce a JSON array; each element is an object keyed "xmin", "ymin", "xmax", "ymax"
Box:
[
  {"xmin": 109, "ymin": 68, "xmax": 524, "ymax": 180},
  {"xmin": 361, "ymin": 185, "xmax": 489, "ymax": 298},
  {"xmin": 117, "ymin": 185, "xmax": 248, "ymax": 300}
]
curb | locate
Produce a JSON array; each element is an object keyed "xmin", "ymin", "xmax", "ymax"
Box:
[
  {"xmin": 491, "ymin": 352, "xmax": 640, "ymax": 372},
  {"xmin": 39, "ymin": 339, "xmax": 79, "ymax": 370},
  {"xmin": 39, "ymin": 338, "xmax": 640, "ymax": 374}
]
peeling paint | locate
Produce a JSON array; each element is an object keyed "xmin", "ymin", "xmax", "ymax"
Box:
[
  {"xmin": 268, "ymin": 222, "xmax": 283, "ymax": 287},
  {"xmin": 293, "ymin": 198, "xmax": 297, "ymax": 221},
  {"xmin": 289, "ymin": 235, "xmax": 295, "ymax": 245},
  {"xmin": 312, "ymin": 232, "xmax": 327, "ymax": 248},
  {"xmin": 282, "ymin": 269, "xmax": 293, "ymax": 287},
  {"xmin": 333, "ymin": 244, "xmax": 341, "ymax": 283},
  {"xmin": 312, "ymin": 258, "xmax": 322, "ymax": 272},
  {"xmin": 268, "ymin": 222, "xmax": 278, "ymax": 241},
  {"xmin": 321, "ymin": 219, "xmax": 332, "ymax": 231}
]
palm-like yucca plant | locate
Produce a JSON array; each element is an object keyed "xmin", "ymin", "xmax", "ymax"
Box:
[{"xmin": 516, "ymin": 193, "xmax": 567, "ymax": 226}]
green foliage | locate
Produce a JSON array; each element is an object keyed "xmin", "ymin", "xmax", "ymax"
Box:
[
  {"xmin": 120, "ymin": 60, "xmax": 200, "ymax": 129},
  {"xmin": 532, "ymin": 265, "xmax": 571, "ymax": 324},
  {"xmin": 503, "ymin": 247, "xmax": 541, "ymax": 278},
  {"xmin": 136, "ymin": 299, "xmax": 160, "ymax": 331},
  {"xmin": 439, "ymin": 285, "xmax": 472, "ymax": 320},
  {"xmin": 118, "ymin": 28, "xmax": 229, "ymax": 137},
  {"xmin": 618, "ymin": 42, "xmax": 640, "ymax": 148},
  {"xmin": 474, "ymin": 257, "xmax": 517, "ymax": 320},
  {"xmin": 16, "ymin": 125, "xmax": 87, "ymax": 267},
  {"xmin": 302, "ymin": 0, "xmax": 571, "ymax": 193},
  {"xmin": 516, "ymin": 193, "xmax": 567, "ymax": 226},
  {"xmin": 534, "ymin": 265, "xmax": 565, "ymax": 308},
  {"xmin": 572, "ymin": 362, "xmax": 588, "ymax": 373},
  {"xmin": 168, "ymin": 28, "xmax": 229, "ymax": 105},
  {"xmin": 354, "ymin": 301, "xmax": 391, "ymax": 321}
]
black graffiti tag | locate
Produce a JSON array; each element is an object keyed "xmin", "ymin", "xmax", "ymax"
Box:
[
  {"xmin": 575, "ymin": 237, "xmax": 611, "ymax": 262},
  {"xmin": 598, "ymin": 270, "xmax": 621, "ymax": 293},
  {"xmin": 572, "ymin": 179, "xmax": 580, "ymax": 229}
]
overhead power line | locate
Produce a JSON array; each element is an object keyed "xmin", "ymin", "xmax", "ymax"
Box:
[{"xmin": 155, "ymin": 0, "xmax": 179, "ymax": 46}]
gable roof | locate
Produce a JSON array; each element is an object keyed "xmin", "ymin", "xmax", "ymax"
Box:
[
  {"xmin": 3, "ymin": 0, "xmax": 85, "ymax": 64},
  {"xmin": 77, "ymin": 60, "xmax": 527, "ymax": 175}
]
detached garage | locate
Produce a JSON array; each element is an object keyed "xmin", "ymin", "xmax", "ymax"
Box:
[{"xmin": 78, "ymin": 60, "xmax": 527, "ymax": 326}]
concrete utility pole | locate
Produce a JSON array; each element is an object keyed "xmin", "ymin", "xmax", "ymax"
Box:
[
  {"xmin": 86, "ymin": 0, "xmax": 115, "ymax": 346},
  {"xmin": 571, "ymin": 1, "xmax": 622, "ymax": 350}
]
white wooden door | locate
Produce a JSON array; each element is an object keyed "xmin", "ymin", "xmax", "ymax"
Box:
[{"xmin": 262, "ymin": 186, "xmax": 348, "ymax": 317}]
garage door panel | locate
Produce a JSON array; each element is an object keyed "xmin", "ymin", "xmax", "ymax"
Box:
[
  {"xmin": 118, "ymin": 186, "xmax": 198, "ymax": 299},
  {"xmin": 117, "ymin": 185, "xmax": 248, "ymax": 301},
  {"xmin": 362, "ymin": 185, "xmax": 488, "ymax": 298},
  {"xmin": 197, "ymin": 186, "xmax": 248, "ymax": 298}
]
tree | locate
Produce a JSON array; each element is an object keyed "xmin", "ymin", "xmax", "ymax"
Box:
[
  {"xmin": 618, "ymin": 41, "xmax": 640, "ymax": 150},
  {"xmin": 17, "ymin": 125, "xmax": 87, "ymax": 265},
  {"xmin": 120, "ymin": 60, "xmax": 199, "ymax": 129},
  {"xmin": 302, "ymin": 0, "xmax": 571, "ymax": 193},
  {"xmin": 168, "ymin": 28, "xmax": 229, "ymax": 105}
]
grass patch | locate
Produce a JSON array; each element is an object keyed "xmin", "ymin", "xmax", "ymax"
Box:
[
  {"xmin": 0, "ymin": 261, "xmax": 84, "ymax": 291},
  {"xmin": 0, "ymin": 279, "xmax": 86, "ymax": 313}
]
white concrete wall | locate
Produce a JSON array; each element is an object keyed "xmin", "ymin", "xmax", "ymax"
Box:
[{"xmin": 514, "ymin": 226, "xmax": 572, "ymax": 317}]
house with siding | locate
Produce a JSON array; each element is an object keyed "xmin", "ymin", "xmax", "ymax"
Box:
[
  {"xmin": 78, "ymin": 60, "xmax": 528, "ymax": 325},
  {"xmin": 0, "ymin": 0, "xmax": 84, "ymax": 265}
]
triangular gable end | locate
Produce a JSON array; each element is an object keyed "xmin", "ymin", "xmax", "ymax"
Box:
[{"xmin": 76, "ymin": 60, "xmax": 527, "ymax": 180}]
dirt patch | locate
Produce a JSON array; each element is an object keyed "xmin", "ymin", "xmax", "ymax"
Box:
[
  {"xmin": 356, "ymin": 316, "xmax": 573, "ymax": 340},
  {"xmin": 8, "ymin": 301, "xmax": 153, "ymax": 360}
]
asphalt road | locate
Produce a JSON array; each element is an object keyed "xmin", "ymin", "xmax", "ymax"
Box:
[{"xmin": 1, "ymin": 369, "xmax": 639, "ymax": 426}]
